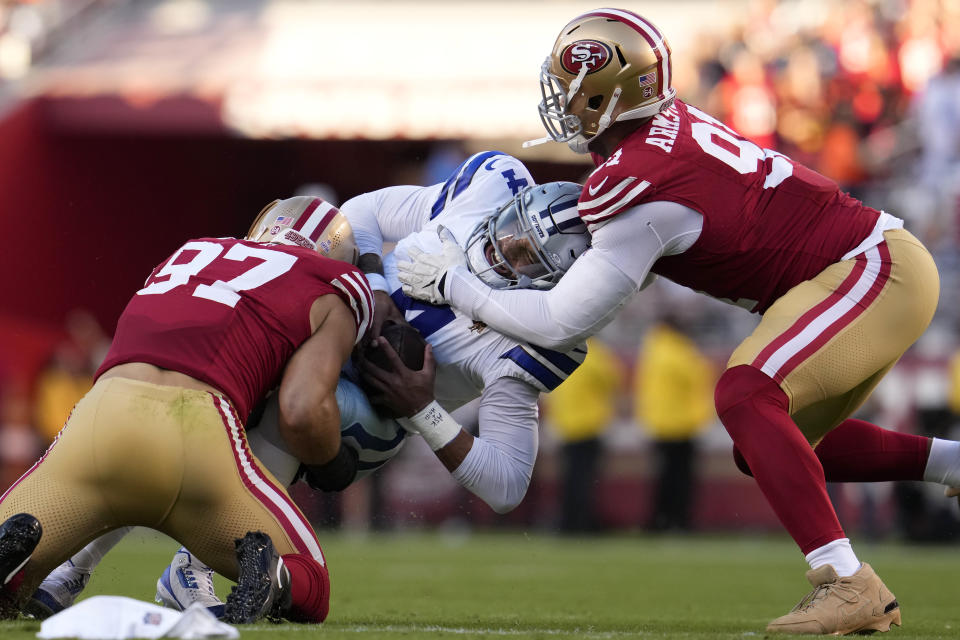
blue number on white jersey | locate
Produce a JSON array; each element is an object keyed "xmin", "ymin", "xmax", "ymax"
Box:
[{"xmin": 430, "ymin": 151, "xmax": 529, "ymax": 219}]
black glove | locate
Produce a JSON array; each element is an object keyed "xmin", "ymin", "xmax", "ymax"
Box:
[{"xmin": 297, "ymin": 443, "xmax": 359, "ymax": 492}]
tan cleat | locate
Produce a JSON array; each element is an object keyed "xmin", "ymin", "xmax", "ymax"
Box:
[{"xmin": 766, "ymin": 563, "xmax": 901, "ymax": 635}]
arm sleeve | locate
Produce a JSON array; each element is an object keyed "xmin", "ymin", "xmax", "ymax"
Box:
[
  {"xmin": 444, "ymin": 201, "xmax": 702, "ymax": 352},
  {"xmin": 450, "ymin": 377, "xmax": 541, "ymax": 514},
  {"xmin": 339, "ymin": 186, "xmax": 434, "ymax": 257}
]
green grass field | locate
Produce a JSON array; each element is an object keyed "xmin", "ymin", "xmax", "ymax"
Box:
[{"xmin": 2, "ymin": 529, "xmax": 958, "ymax": 639}]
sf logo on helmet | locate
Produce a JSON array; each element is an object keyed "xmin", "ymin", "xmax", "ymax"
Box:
[{"xmin": 561, "ymin": 40, "xmax": 612, "ymax": 75}]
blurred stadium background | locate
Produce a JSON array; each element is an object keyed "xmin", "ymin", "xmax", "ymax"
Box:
[{"xmin": 2, "ymin": 0, "xmax": 960, "ymax": 547}]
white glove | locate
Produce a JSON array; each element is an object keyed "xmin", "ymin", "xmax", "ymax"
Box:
[{"xmin": 397, "ymin": 226, "xmax": 466, "ymax": 304}]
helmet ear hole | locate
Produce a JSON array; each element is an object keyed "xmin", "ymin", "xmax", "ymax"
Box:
[
  {"xmin": 540, "ymin": 9, "xmax": 675, "ymax": 144},
  {"xmin": 615, "ymin": 46, "xmax": 627, "ymax": 67}
]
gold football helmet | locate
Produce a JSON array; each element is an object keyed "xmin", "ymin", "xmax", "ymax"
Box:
[
  {"xmin": 535, "ymin": 8, "xmax": 676, "ymax": 153},
  {"xmin": 247, "ymin": 196, "xmax": 359, "ymax": 265}
]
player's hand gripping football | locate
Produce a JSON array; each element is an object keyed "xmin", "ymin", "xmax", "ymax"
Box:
[
  {"xmin": 397, "ymin": 226, "xmax": 465, "ymax": 305},
  {"xmin": 369, "ymin": 290, "xmax": 406, "ymax": 342},
  {"xmin": 360, "ymin": 334, "xmax": 437, "ymax": 421}
]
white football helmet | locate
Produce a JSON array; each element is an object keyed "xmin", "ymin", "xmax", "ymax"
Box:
[
  {"xmin": 536, "ymin": 8, "xmax": 676, "ymax": 153},
  {"xmin": 247, "ymin": 196, "xmax": 359, "ymax": 265},
  {"xmin": 465, "ymin": 182, "xmax": 589, "ymax": 290}
]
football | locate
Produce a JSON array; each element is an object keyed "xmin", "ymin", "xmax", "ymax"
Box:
[
  {"xmin": 362, "ymin": 320, "xmax": 426, "ymax": 371},
  {"xmin": 248, "ymin": 377, "xmax": 408, "ymax": 483}
]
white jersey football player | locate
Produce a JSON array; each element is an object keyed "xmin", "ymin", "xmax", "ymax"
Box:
[
  {"xmin": 249, "ymin": 151, "xmax": 590, "ymax": 518},
  {"xmin": 343, "ymin": 152, "xmax": 590, "ymax": 493},
  {"xmin": 32, "ymin": 152, "xmax": 591, "ymax": 617}
]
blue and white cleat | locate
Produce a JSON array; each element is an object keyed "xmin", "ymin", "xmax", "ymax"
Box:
[
  {"xmin": 155, "ymin": 547, "xmax": 224, "ymax": 618},
  {"xmin": 222, "ymin": 531, "xmax": 290, "ymax": 624},
  {"xmin": 26, "ymin": 559, "xmax": 88, "ymax": 619}
]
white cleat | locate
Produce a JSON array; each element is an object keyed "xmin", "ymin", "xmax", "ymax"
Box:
[
  {"xmin": 27, "ymin": 560, "xmax": 90, "ymax": 619},
  {"xmin": 155, "ymin": 547, "xmax": 224, "ymax": 618}
]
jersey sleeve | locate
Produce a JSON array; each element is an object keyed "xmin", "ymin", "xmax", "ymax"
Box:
[
  {"xmin": 449, "ymin": 376, "xmax": 541, "ymax": 513},
  {"xmin": 323, "ymin": 262, "xmax": 375, "ymax": 345},
  {"xmin": 339, "ymin": 185, "xmax": 433, "ymax": 257},
  {"xmin": 444, "ymin": 247, "xmax": 638, "ymax": 352},
  {"xmin": 483, "ymin": 339, "xmax": 588, "ymax": 394},
  {"xmin": 579, "ymin": 169, "xmax": 654, "ymax": 230}
]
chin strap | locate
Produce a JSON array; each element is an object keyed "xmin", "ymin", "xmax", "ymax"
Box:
[
  {"xmin": 594, "ymin": 87, "xmax": 623, "ymax": 131},
  {"xmin": 597, "ymin": 87, "xmax": 622, "ymax": 133},
  {"xmin": 566, "ymin": 64, "xmax": 589, "ymax": 101}
]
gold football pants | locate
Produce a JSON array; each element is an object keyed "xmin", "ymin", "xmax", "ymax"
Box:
[
  {"xmin": 0, "ymin": 377, "xmax": 325, "ymax": 605},
  {"xmin": 728, "ymin": 228, "xmax": 939, "ymax": 444}
]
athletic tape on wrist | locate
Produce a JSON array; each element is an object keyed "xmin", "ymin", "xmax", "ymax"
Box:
[
  {"xmin": 364, "ymin": 272, "xmax": 389, "ymax": 292},
  {"xmin": 399, "ymin": 400, "xmax": 462, "ymax": 451}
]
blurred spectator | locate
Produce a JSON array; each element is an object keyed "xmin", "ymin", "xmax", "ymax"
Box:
[
  {"xmin": 634, "ymin": 314, "xmax": 716, "ymax": 533},
  {"xmin": 710, "ymin": 46, "xmax": 778, "ymax": 149},
  {"xmin": 33, "ymin": 309, "xmax": 109, "ymax": 444},
  {"xmin": 910, "ymin": 55, "xmax": 960, "ymax": 246},
  {"xmin": 542, "ymin": 337, "xmax": 624, "ymax": 534}
]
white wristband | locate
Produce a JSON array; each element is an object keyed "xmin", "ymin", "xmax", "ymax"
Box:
[
  {"xmin": 398, "ymin": 400, "xmax": 462, "ymax": 451},
  {"xmin": 364, "ymin": 272, "xmax": 390, "ymax": 293}
]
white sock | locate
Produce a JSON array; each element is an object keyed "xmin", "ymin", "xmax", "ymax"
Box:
[
  {"xmin": 70, "ymin": 526, "xmax": 134, "ymax": 572},
  {"xmin": 922, "ymin": 437, "xmax": 960, "ymax": 486},
  {"xmin": 805, "ymin": 538, "xmax": 861, "ymax": 577}
]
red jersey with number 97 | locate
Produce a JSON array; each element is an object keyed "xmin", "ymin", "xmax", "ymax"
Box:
[
  {"xmin": 581, "ymin": 99, "xmax": 880, "ymax": 313},
  {"xmin": 96, "ymin": 238, "xmax": 374, "ymax": 419}
]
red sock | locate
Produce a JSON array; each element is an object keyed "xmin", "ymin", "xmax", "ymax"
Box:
[
  {"xmin": 814, "ymin": 419, "xmax": 930, "ymax": 481},
  {"xmin": 733, "ymin": 419, "xmax": 930, "ymax": 482},
  {"xmin": 716, "ymin": 365, "xmax": 844, "ymax": 554},
  {"xmin": 281, "ymin": 554, "xmax": 330, "ymax": 623},
  {"xmin": 3, "ymin": 568, "xmax": 25, "ymax": 594}
]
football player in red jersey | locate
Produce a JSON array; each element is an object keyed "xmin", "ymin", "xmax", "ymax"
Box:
[
  {"xmin": 398, "ymin": 8, "xmax": 950, "ymax": 635},
  {"xmin": 0, "ymin": 196, "xmax": 373, "ymax": 624}
]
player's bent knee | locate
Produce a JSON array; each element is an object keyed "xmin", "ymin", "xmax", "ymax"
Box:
[
  {"xmin": 714, "ymin": 365, "xmax": 786, "ymax": 418},
  {"xmin": 281, "ymin": 554, "xmax": 330, "ymax": 623}
]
